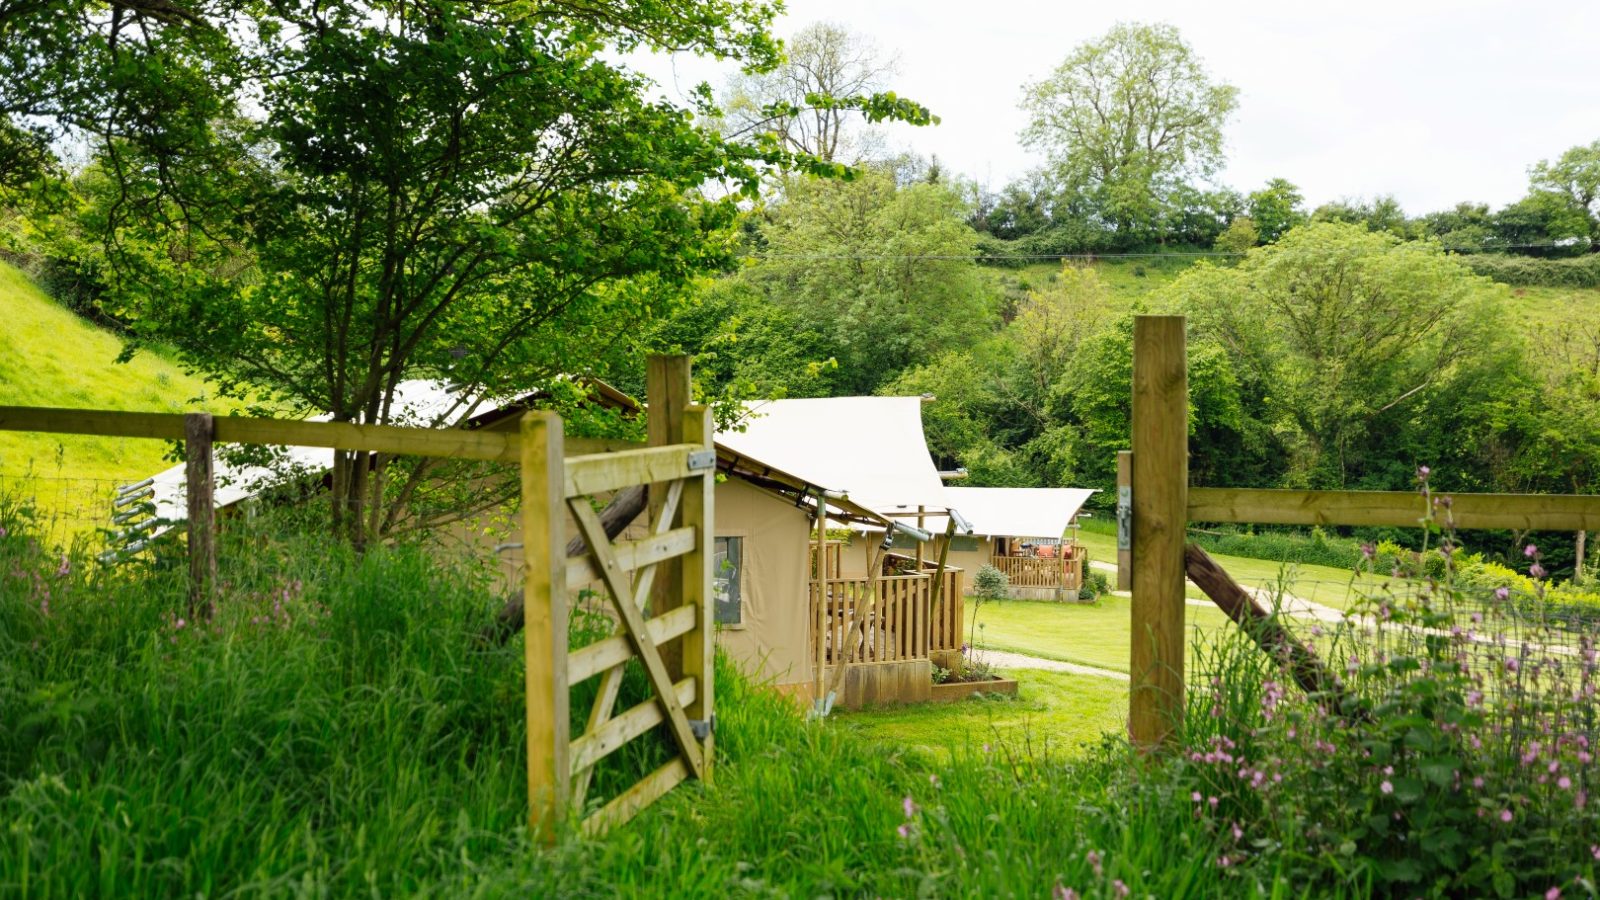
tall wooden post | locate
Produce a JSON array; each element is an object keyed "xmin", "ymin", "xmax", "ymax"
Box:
[
  {"xmin": 1116, "ymin": 450, "xmax": 1133, "ymax": 592},
  {"xmin": 647, "ymin": 355, "xmax": 691, "ymax": 675},
  {"xmin": 522, "ymin": 411, "xmax": 569, "ymax": 839},
  {"xmin": 1129, "ymin": 316, "xmax": 1188, "ymax": 752},
  {"xmin": 813, "ymin": 504, "xmax": 827, "ymax": 709},
  {"xmin": 184, "ymin": 413, "xmax": 216, "ymax": 617},
  {"xmin": 681, "ymin": 403, "xmax": 715, "ymax": 782}
]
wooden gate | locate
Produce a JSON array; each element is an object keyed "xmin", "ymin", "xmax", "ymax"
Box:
[{"xmin": 521, "ymin": 394, "xmax": 716, "ymax": 836}]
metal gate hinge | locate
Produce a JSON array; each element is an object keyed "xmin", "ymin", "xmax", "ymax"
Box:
[
  {"xmin": 689, "ymin": 715, "xmax": 715, "ymax": 740},
  {"xmin": 687, "ymin": 449, "xmax": 716, "ymax": 471},
  {"xmin": 1116, "ymin": 486, "xmax": 1133, "ymax": 551}
]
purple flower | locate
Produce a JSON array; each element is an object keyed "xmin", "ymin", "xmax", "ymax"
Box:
[
  {"xmin": 1525, "ymin": 543, "xmax": 1539, "ymax": 558},
  {"xmin": 896, "ymin": 823, "xmax": 910, "ymax": 839},
  {"xmin": 1112, "ymin": 880, "xmax": 1129, "ymax": 898},
  {"xmin": 1507, "ymin": 657, "xmax": 1521, "ymax": 673},
  {"xmin": 1360, "ymin": 542, "xmax": 1376, "ymax": 560},
  {"xmin": 902, "ymin": 795, "xmax": 916, "ymax": 819},
  {"xmin": 1380, "ymin": 780, "xmax": 1394, "ymax": 795},
  {"xmin": 1495, "ymin": 587, "xmax": 1510, "ymax": 602},
  {"xmin": 1500, "ymin": 809, "xmax": 1513, "ymax": 823},
  {"xmin": 1087, "ymin": 850, "xmax": 1103, "ymax": 878},
  {"xmin": 55, "ymin": 554, "xmax": 69, "ymax": 577},
  {"xmin": 1545, "ymin": 888, "xmax": 1561, "ymax": 900},
  {"xmin": 1531, "ymin": 563, "xmax": 1547, "ymax": 579},
  {"xmin": 1053, "ymin": 886, "xmax": 1079, "ymax": 900},
  {"xmin": 1417, "ymin": 465, "xmax": 1431, "ymax": 480}
]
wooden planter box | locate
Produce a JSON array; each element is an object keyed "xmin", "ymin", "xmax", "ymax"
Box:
[{"xmin": 929, "ymin": 676, "xmax": 1019, "ymax": 703}]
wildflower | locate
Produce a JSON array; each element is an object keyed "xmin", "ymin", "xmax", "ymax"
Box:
[
  {"xmin": 896, "ymin": 823, "xmax": 911, "ymax": 839},
  {"xmin": 1216, "ymin": 855, "xmax": 1233, "ymax": 869},
  {"xmin": 1531, "ymin": 563, "xmax": 1547, "ymax": 579},
  {"xmin": 1507, "ymin": 657, "xmax": 1521, "ymax": 673},
  {"xmin": 1208, "ymin": 796, "xmax": 1219, "ymax": 809},
  {"xmin": 1086, "ymin": 850, "xmax": 1103, "ymax": 878},
  {"xmin": 1380, "ymin": 780, "xmax": 1394, "ymax": 795},
  {"xmin": 1525, "ymin": 543, "xmax": 1539, "ymax": 558},
  {"xmin": 1360, "ymin": 542, "xmax": 1376, "ymax": 561},
  {"xmin": 1500, "ymin": 809, "xmax": 1513, "ymax": 823},
  {"xmin": 1112, "ymin": 879, "xmax": 1129, "ymax": 898},
  {"xmin": 1053, "ymin": 885, "xmax": 1079, "ymax": 900},
  {"xmin": 55, "ymin": 554, "xmax": 69, "ymax": 577},
  {"xmin": 1467, "ymin": 690, "xmax": 1483, "ymax": 707},
  {"xmin": 1231, "ymin": 821, "xmax": 1243, "ymax": 841},
  {"xmin": 1546, "ymin": 888, "xmax": 1561, "ymax": 900},
  {"xmin": 1560, "ymin": 776, "xmax": 1573, "ymax": 790},
  {"xmin": 1417, "ymin": 465, "xmax": 1430, "ymax": 480},
  {"xmin": 174, "ymin": 618, "xmax": 187, "ymax": 630},
  {"xmin": 928, "ymin": 774, "xmax": 940, "ymax": 787},
  {"xmin": 1191, "ymin": 791, "xmax": 1202, "ymax": 803},
  {"xmin": 1495, "ymin": 587, "xmax": 1510, "ymax": 602},
  {"xmin": 1473, "ymin": 776, "xmax": 1484, "ymax": 788},
  {"xmin": 902, "ymin": 795, "xmax": 916, "ymax": 819}
]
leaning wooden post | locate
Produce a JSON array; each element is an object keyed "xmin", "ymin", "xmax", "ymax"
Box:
[
  {"xmin": 647, "ymin": 355, "xmax": 691, "ymax": 675},
  {"xmin": 522, "ymin": 411, "xmax": 569, "ymax": 839},
  {"xmin": 1129, "ymin": 316, "xmax": 1188, "ymax": 752},
  {"xmin": 1116, "ymin": 450, "xmax": 1133, "ymax": 592},
  {"xmin": 681, "ymin": 403, "xmax": 716, "ymax": 782},
  {"xmin": 184, "ymin": 413, "xmax": 216, "ymax": 617}
]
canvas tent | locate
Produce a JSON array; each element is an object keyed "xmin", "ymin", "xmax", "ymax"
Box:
[{"xmin": 939, "ymin": 486, "xmax": 1097, "ymax": 598}]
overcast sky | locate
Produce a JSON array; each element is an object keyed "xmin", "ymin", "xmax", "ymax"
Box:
[{"xmin": 634, "ymin": 0, "xmax": 1600, "ymax": 213}]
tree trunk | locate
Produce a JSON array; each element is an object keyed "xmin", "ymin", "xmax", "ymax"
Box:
[{"xmin": 478, "ymin": 484, "xmax": 648, "ymax": 645}]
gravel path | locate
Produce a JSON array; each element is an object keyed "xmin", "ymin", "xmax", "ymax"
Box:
[{"xmin": 979, "ymin": 648, "xmax": 1129, "ymax": 681}]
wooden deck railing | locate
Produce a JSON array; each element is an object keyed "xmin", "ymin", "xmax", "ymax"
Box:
[
  {"xmin": 989, "ymin": 546, "xmax": 1085, "ymax": 590},
  {"xmin": 809, "ymin": 569, "xmax": 963, "ymax": 665}
]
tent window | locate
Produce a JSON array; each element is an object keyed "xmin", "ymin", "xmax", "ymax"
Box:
[
  {"xmin": 950, "ymin": 535, "xmax": 979, "ymax": 553},
  {"xmin": 714, "ymin": 536, "xmax": 743, "ymax": 625}
]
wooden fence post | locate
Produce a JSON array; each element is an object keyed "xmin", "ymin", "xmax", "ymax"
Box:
[
  {"xmin": 647, "ymin": 355, "xmax": 691, "ymax": 677},
  {"xmin": 1129, "ymin": 316, "xmax": 1188, "ymax": 752},
  {"xmin": 681, "ymin": 403, "xmax": 716, "ymax": 782},
  {"xmin": 184, "ymin": 413, "xmax": 216, "ymax": 617},
  {"xmin": 522, "ymin": 411, "xmax": 569, "ymax": 839}
]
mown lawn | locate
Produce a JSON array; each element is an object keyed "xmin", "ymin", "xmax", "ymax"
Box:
[
  {"xmin": 966, "ymin": 594, "xmax": 1237, "ymax": 675},
  {"xmin": 834, "ymin": 668, "xmax": 1126, "ymax": 761}
]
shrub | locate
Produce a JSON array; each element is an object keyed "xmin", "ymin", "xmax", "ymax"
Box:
[
  {"xmin": 1079, "ymin": 568, "xmax": 1110, "ymax": 601},
  {"xmin": 972, "ymin": 563, "xmax": 1010, "ymax": 601},
  {"xmin": 1463, "ymin": 252, "xmax": 1600, "ymax": 287}
]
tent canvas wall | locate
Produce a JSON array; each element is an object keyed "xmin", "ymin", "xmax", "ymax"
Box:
[{"xmin": 940, "ymin": 487, "xmax": 1097, "ymax": 596}]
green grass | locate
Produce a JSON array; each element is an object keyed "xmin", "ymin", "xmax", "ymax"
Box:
[
  {"xmin": 968, "ymin": 594, "xmax": 1237, "ymax": 675},
  {"xmin": 0, "ymin": 261, "xmax": 225, "ymax": 476},
  {"xmin": 835, "ymin": 668, "xmax": 1127, "ymax": 761},
  {"xmin": 0, "ymin": 500, "xmax": 1297, "ymax": 898}
]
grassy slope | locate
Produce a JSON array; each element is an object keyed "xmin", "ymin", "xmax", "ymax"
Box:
[{"xmin": 0, "ymin": 262, "xmax": 225, "ymax": 535}]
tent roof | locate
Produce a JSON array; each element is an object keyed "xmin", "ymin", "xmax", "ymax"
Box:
[
  {"xmin": 940, "ymin": 487, "xmax": 1096, "ymax": 539},
  {"xmin": 714, "ymin": 397, "xmax": 948, "ymax": 515}
]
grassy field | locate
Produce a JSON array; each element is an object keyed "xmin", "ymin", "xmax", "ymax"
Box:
[
  {"xmin": 835, "ymin": 668, "xmax": 1126, "ymax": 761},
  {"xmin": 0, "ymin": 261, "xmax": 231, "ymax": 539}
]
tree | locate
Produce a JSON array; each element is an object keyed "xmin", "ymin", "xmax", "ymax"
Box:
[
  {"xmin": 1529, "ymin": 140, "xmax": 1600, "ymax": 248},
  {"xmin": 721, "ymin": 21, "xmax": 902, "ymax": 163},
  {"xmin": 1020, "ymin": 22, "xmax": 1238, "ymax": 240},
  {"xmin": 1247, "ymin": 179, "xmax": 1307, "ymax": 243},
  {"xmin": 1310, "ymin": 196, "xmax": 1412, "ymax": 238},
  {"xmin": 749, "ymin": 164, "xmax": 999, "ymax": 394},
  {"xmin": 1172, "ymin": 223, "xmax": 1513, "ymax": 488},
  {"xmin": 1213, "ymin": 216, "xmax": 1258, "ymax": 254},
  {"xmin": 9, "ymin": 1, "xmax": 932, "ymax": 545}
]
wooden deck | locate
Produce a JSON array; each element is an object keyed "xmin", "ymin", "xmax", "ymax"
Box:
[
  {"xmin": 986, "ymin": 545, "xmax": 1086, "ymax": 597},
  {"xmin": 809, "ymin": 569, "xmax": 963, "ymax": 666}
]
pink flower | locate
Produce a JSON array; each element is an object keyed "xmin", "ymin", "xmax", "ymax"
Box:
[
  {"xmin": 1560, "ymin": 776, "xmax": 1573, "ymax": 790},
  {"xmin": 902, "ymin": 795, "xmax": 916, "ymax": 819},
  {"xmin": 1053, "ymin": 886, "xmax": 1079, "ymax": 900},
  {"xmin": 174, "ymin": 618, "xmax": 187, "ymax": 630},
  {"xmin": 1417, "ymin": 466, "xmax": 1431, "ymax": 480},
  {"xmin": 1380, "ymin": 780, "xmax": 1394, "ymax": 795},
  {"xmin": 1113, "ymin": 880, "xmax": 1129, "ymax": 898},
  {"xmin": 1531, "ymin": 563, "xmax": 1547, "ymax": 579},
  {"xmin": 1525, "ymin": 543, "xmax": 1539, "ymax": 558},
  {"xmin": 1507, "ymin": 657, "xmax": 1521, "ymax": 673},
  {"xmin": 1495, "ymin": 587, "xmax": 1510, "ymax": 601},
  {"xmin": 1087, "ymin": 850, "xmax": 1103, "ymax": 878},
  {"xmin": 1191, "ymin": 791, "xmax": 1202, "ymax": 803},
  {"xmin": 1545, "ymin": 888, "xmax": 1561, "ymax": 900},
  {"xmin": 897, "ymin": 823, "xmax": 911, "ymax": 839},
  {"xmin": 1500, "ymin": 809, "xmax": 1513, "ymax": 823}
]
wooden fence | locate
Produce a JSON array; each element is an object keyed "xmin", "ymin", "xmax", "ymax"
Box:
[
  {"xmin": 810, "ymin": 569, "xmax": 962, "ymax": 665},
  {"xmin": 1120, "ymin": 315, "xmax": 1600, "ymax": 751},
  {"xmin": 0, "ymin": 355, "xmax": 716, "ymax": 839}
]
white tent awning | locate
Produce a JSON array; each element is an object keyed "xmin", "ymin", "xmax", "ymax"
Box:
[
  {"xmin": 941, "ymin": 486, "xmax": 1096, "ymax": 539},
  {"xmin": 715, "ymin": 397, "xmax": 947, "ymax": 514}
]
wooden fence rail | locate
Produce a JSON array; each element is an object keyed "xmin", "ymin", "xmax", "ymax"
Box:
[{"xmin": 1123, "ymin": 314, "xmax": 1600, "ymax": 753}]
